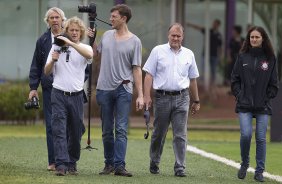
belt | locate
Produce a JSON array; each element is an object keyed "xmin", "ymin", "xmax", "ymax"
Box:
[
  {"xmin": 156, "ymin": 88, "xmax": 187, "ymax": 96},
  {"xmin": 54, "ymin": 88, "xmax": 83, "ymax": 96},
  {"xmin": 122, "ymin": 80, "xmax": 130, "ymax": 84}
]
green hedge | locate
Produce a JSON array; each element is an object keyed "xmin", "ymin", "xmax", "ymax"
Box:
[
  {"xmin": 0, "ymin": 81, "xmax": 144, "ymax": 124},
  {"xmin": 0, "ymin": 82, "xmax": 43, "ymax": 124}
]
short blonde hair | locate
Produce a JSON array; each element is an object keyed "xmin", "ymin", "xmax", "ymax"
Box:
[
  {"xmin": 63, "ymin": 16, "xmax": 86, "ymax": 41},
  {"xmin": 44, "ymin": 7, "xmax": 67, "ymax": 28}
]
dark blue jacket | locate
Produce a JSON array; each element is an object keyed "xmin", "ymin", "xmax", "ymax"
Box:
[{"xmin": 29, "ymin": 29, "xmax": 53, "ymax": 90}]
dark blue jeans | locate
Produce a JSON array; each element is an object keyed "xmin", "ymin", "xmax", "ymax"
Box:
[
  {"xmin": 42, "ymin": 87, "xmax": 55, "ymax": 165},
  {"xmin": 96, "ymin": 85, "xmax": 132, "ymax": 169},
  {"xmin": 239, "ymin": 112, "xmax": 268, "ymax": 173},
  {"xmin": 51, "ymin": 88, "xmax": 84, "ymax": 170}
]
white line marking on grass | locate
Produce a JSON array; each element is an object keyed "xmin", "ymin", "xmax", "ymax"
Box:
[{"xmin": 187, "ymin": 145, "xmax": 282, "ymax": 183}]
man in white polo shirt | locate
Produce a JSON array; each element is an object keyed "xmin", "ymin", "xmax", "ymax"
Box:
[{"xmin": 143, "ymin": 23, "xmax": 200, "ymax": 177}]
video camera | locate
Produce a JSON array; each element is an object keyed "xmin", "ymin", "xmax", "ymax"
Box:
[
  {"xmin": 24, "ymin": 96, "xmax": 40, "ymax": 110},
  {"xmin": 53, "ymin": 33, "xmax": 70, "ymax": 62},
  {"xmin": 53, "ymin": 33, "xmax": 69, "ymax": 47},
  {"xmin": 78, "ymin": 3, "xmax": 97, "ymax": 14}
]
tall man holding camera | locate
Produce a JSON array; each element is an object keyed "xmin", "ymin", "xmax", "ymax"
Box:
[
  {"xmin": 28, "ymin": 7, "xmax": 66, "ymax": 171},
  {"xmin": 44, "ymin": 16, "xmax": 93, "ymax": 176},
  {"xmin": 90, "ymin": 4, "xmax": 144, "ymax": 177}
]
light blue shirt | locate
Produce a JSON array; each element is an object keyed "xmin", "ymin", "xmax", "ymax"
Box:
[{"xmin": 143, "ymin": 43, "xmax": 199, "ymax": 91}]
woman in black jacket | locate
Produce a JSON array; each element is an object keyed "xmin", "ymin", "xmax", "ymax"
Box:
[{"xmin": 231, "ymin": 26, "xmax": 279, "ymax": 182}]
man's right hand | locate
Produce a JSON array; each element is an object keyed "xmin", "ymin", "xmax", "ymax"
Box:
[
  {"xmin": 87, "ymin": 27, "xmax": 99, "ymax": 58},
  {"xmin": 87, "ymin": 27, "xmax": 96, "ymax": 38},
  {"xmin": 52, "ymin": 51, "xmax": 60, "ymax": 62},
  {"xmin": 29, "ymin": 90, "xmax": 39, "ymax": 100},
  {"xmin": 144, "ymin": 95, "xmax": 152, "ymax": 110}
]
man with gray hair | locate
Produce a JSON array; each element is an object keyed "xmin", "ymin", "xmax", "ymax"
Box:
[
  {"xmin": 143, "ymin": 23, "xmax": 200, "ymax": 177},
  {"xmin": 28, "ymin": 7, "xmax": 66, "ymax": 171}
]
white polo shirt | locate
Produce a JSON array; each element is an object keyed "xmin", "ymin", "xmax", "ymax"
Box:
[{"xmin": 143, "ymin": 43, "xmax": 199, "ymax": 91}]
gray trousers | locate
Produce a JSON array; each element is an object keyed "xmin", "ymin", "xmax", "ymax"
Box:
[{"xmin": 150, "ymin": 89, "xmax": 189, "ymax": 172}]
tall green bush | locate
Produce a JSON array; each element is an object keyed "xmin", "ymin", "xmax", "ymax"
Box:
[{"xmin": 0, "ymin": 82, "xmax": 43, "ymax": 124}]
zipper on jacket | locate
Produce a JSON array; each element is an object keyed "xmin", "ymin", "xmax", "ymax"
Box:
[{"xmin": 251, "ymin": 57, "xmax": 258, "ymax": 107}]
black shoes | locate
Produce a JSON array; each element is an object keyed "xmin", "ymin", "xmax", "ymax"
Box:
[
  {"xmin": 150, "ymin": 162, "xmax": 160, "ymax": 174},
  {"xmin": 238, "ymin": 165, "xmax": 264, "ymax": 182},
  {"xmin": 254, "ymin": 172, "xmax": 265, "ymax": 182},
  {"xmin": 150, "ymin": 162, "xmax": 186, "ymax": 177},
  {"xmin": 175, "ymin": 170, "xmax": 186, "ymax": 177},
  {"xmin": 238, "ymin": 165, "xmax": 248, "ymax": 179},
  {"xmin": 99, "ymin": 165, "xmax": 115, "ymax": 175},
  {"xmin": 114, "ymin": 167, "xmax": 133, "ymax": 177},
  {"xmin": 99, "ymin": 165, "xmax": 132, "ymax": 177}
]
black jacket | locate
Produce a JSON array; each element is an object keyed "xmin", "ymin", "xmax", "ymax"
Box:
[
  {"xmin": 29, "ymin": 29, "xmax": 53, "ymax": 90},
  {"xmin": 231, "ymin": 47, "xmax": 279, "ymax": 115}
]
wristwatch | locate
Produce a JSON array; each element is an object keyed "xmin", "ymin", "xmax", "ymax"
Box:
[{"xmin": 193, "ymin": 100, "xmax": 200, "ymax": 104}]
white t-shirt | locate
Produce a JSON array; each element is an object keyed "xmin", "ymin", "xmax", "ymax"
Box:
[
  {"xmin": 143, "ymin": 43, "xmax": 199, "ymax": 91},
  {"xmin": 46, "ymin": 43, "xmax": 92, "ymax": 92}
]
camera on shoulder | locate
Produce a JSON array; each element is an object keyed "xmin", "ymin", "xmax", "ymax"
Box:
[{"xmin": 24, "ymin": 96, "xmax": 40, "ymax": 110}]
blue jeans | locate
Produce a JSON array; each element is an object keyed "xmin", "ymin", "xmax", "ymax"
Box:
[
  {"xmin": 96, "ymin": 85, "xmax": 132, "ymax": 169},
  {"xmin": 42, "ymin": 87, "xmax": 55, "ymax": 165},
  {"xmin": 238, "ymin": 112, "xmax": 268, "ymax": 173}
]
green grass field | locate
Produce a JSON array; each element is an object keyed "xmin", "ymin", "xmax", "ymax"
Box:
[{"xmin": 0, "ymin": 124, "xmax": 281, "ymax": 184}]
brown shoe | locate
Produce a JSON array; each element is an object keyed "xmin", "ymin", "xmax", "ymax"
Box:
[
  {"xmin": 55, "ymin": 168, "xmax": 67, "ymax": 176},
  {"xmin": 47, "ymin": 164, "xmax": 56, "ymax": 171},
  {"xmin": 99, "ymin": 165, "xmax": 114, "ymax": 175},
  {"xmin": 68, "ymin": 166, "xmax": 78, "ymax": 175},
  {"xmin": 114, "ymin": 167, "xmax": 133, "ymax": 177}
]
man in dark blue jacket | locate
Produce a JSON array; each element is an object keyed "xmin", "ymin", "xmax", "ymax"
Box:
[{"xmin": 28, "ymin": 7, "xmax": 66, "ymax": 171}]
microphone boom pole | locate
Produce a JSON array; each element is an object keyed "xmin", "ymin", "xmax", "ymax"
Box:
[
  {"xmin": 84, "ymin": 12, "xmax": 98, "ymax": 151},
  {"xmin": 79, "ymin": 3, "xmax": 111, "ymax": 151}
]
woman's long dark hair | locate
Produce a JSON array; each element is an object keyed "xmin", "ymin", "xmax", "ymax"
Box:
[{"xmin": 240, "ymin": 26, "xmax": 275, "ymax": 59}]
